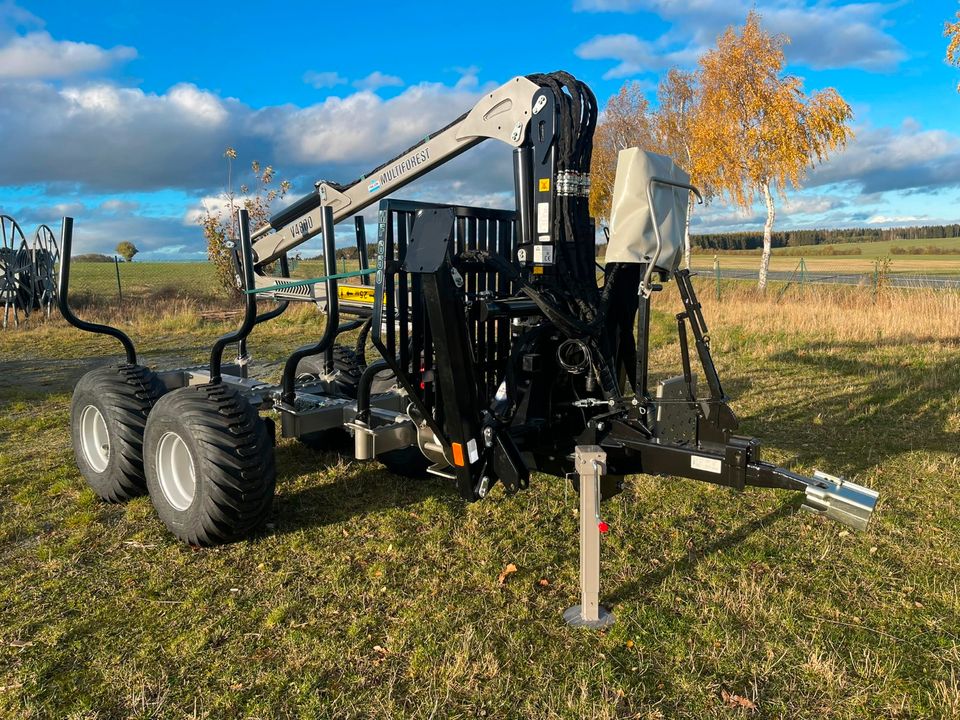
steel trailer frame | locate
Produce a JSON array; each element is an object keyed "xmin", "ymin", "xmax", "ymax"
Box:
[{"xmin": 58, "ymin": 69, "xmax": 878, "ymax": 622}]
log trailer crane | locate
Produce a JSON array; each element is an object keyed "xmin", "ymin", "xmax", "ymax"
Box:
[{"xmin": 60, "ymin": 72, "xmax": 877, "ymax": 611}]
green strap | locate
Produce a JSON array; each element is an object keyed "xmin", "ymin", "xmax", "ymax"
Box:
[{"xmin": 246, "ymin": 268, "xmax": 376, "ymax": 295}]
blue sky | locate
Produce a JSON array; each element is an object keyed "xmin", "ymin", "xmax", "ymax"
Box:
[{"xmin": 1, "ymin": 0, "xmax": 960, "ymax": 258}]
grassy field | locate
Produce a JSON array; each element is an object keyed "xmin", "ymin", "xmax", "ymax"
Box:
[
  {"xmin": 1, "ymin": 284, "xmax": 958, "ymax": 718},
  {"xmin": 64, "ymin": 238, "xmax": 960, "ymax": 313},
  {"xmin": 808, "ymin": 236, "xmax": 960, "ymax": 257},
  {"xmin": 690, "ymin": 237, "xmax": 960, "ymax": 275},
  {"xmin": 69, "ymin": 262, "xmax": 221, "ymax": 301},
  {"xmin": 66, "ymin": 259, "xmax": 363, "ymax": 310}
]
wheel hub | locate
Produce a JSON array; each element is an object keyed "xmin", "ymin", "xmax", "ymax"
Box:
[
  {"xmin": 79, "ymin": 404, "xmax": 110, "ymax": 473},
  {"xmin": 156, "ymin": 431, "xmax": 197, "ymax": 511}
]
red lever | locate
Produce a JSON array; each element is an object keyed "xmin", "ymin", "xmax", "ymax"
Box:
[{"xmin": 597, "ymin": 521, "xmax": 609, "ymax": 534}]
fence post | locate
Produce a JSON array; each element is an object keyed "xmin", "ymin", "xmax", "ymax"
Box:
[
  {"xmin": 340, "ymin": 256, "xmax": 346, "ymax": 274},
  {"xmin": 799, "ymin": 257, "xmax": 807, "ymax": 289},
  {"xmin": 713, "ymin": 255, "xmax": 721, "ymax": 301},
  {"xmin": 114, "ymin": 256, "xmax": 122, "ymax": 304}
]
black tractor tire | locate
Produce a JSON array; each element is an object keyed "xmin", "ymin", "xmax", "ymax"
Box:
[
  {"xmin": 295, "ymin": 345, "xmax": 364, "ymax": 452},
  {"xmin": 296, "ymin": 345, "xmax": 365, "ymax": 398},
  {"xmin": 70, "ymin": 364, "xmax": 167, "ymax": 502},
  {"xmin": 143, "ymin": 384, "xmax": 275, "ymax": 547}
]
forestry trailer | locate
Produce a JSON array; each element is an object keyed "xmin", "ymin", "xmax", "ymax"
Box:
[{"xmin": 59, "ymin": 71, "xmax": 877, "ymax": 623}]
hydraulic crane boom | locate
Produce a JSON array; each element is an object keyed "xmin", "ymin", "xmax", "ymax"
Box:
[
  {"xmin": 58, "ymin": 67, "xmax": 878, "ymax": 572},
  {"xmin": 250, "ymin": 76, "xmax": 541, "ymax": 269}
]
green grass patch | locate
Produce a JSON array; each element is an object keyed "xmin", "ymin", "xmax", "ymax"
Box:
[
  {"xmin": 805, "ymin": 236, "xmax": 960, "ymax": 258},
  {"xmin": 0, "ymin": 308, "xmax": 958, "ymax": 718}
]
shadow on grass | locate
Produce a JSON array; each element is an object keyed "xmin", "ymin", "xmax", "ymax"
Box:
[
  {"xmin": 269, "ymin": 446, "xmax": 457, "ymax": 535},
  {"xmin": 608, "ymin": 501, "xmax": 798, "ymax": 605},
  {"xmin": 0, "ymin": 348, "xmax": 206, "ymax": 395},
  {"xmin": 742, "ymin": 338, "xmax": 960, "ymax": 475},
  {"xmin": 0, "ymin": 344, "xmax": 287, "ymax": 396}
]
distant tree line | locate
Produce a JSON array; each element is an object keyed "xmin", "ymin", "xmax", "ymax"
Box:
[
  {"xmin": 691, "ymin": 224, "xmax": 960, "ymax": 250},
  {"xmin": 890, "ymin": 244, "xmax": 959, "ymax": 255}
]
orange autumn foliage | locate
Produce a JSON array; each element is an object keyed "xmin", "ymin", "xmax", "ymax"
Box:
[
  {"xmin": 589, "ymin": 82, "xmax": 658, "ymax": 223},
  {"xmin": 946, "ymin": 10, "xmax": 960, "ymax": 90},
  {"xmin": 694, "ymin": 11, "xmax": 852, "ymax": 288}
]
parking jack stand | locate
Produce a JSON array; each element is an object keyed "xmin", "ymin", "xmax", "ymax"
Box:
[{"xmin": 564, "ymin": 445, "xmax": 616, "ymax": 629}]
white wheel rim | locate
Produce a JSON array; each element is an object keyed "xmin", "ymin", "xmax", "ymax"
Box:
[
  {"xmin": 79, "ymin": 405, "xmax": 110, "ymax": 473},
  {"xmin": 156, "ymin": 431, "xmax": 197, "ymax": 511}
]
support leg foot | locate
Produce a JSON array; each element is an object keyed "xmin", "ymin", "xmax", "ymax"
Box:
[{"xmin": 563, "ymin": 605, "xmax": 616, "ymax": 629}]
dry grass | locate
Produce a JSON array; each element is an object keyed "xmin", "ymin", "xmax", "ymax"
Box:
[
  {"xmin": 696, "ymin": 283, "xmax": 960, "ymax": 343},
  {"xmin": 690, "ymin": 255, "xmax": 960, "ymax": 275},
  {"xmin": 1, "ymin": 277, "xmax": 958, "ymax": 718}
]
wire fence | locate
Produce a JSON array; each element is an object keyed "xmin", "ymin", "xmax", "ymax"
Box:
[
  {"xmin": 66, "ymin": 255, "xmax": 368, "ymax": 307},
  {"xmin": 5, "ymin": 251, "xmax": 959, "ymax": 334},
  {"xmin": 691, "ymin": 255, "xmax": 960, "ymax": 300},
  {"xmin": 49, "ymin": 255, "xmax": 374, "ymax": 340}
]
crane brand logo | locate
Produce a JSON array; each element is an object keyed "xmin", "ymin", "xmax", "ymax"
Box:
[
  {"xmin": 291, "ymin": 216, "xmax": 313, "ymax": 238},
  {"xmin": 376, "ymin": 147, "xmax": 430, "ymax": 188}
]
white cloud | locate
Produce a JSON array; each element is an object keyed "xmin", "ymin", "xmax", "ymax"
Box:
[
  {"xmin": 0, "ymin": 66, "xmax": 513, "ymax": 203},
  {"xmin": 183, "ymin": 193, "xmax": 263, "ymax": 226},
  {"xmin": 782, "ymin": 195, "xmax": 843, "ymax": 215},
  {"xmin": 451, "ymin": 65, "xmax": 481, "ymax": 90},
  {"xmin": 303, "ymin": 70, "xmax": 347, "ymax": 88},
  {"xmin": 167, "ymin": 83, "xmax": 230, "ymax": 125},
  {"xmin": 0, "ymin": 79, "xmax": 249, "ymax": 191},
  {"xmin": 0, "ymin": 31, "xmax": 135, "ymax": 79},
  {"xmin": 0, "ymin": 0, "xmax": 41, "ymax": 31},
  {"xmin": 100, "ymin": 198, "xmax": 140, "ymax": 214},
  {"xmin": 353, "ymin": 71, "xmax": 403, "ymax": 91},
  {"xmin": 575, "ymin": 1, "xmax": 905, "ymax": 73},
  {"xmin": 576, "ymin": 33, "xmax": 698, "ymax": 78},
  {"xmin": 7, "ymin": 197, "xmax": 197, "ymax": 257},
  {"xmin": 866, "ymin": 214, "xmax": 924, "ymax": 224},
  {"xmin": 808, "ymin": 120, "xmax": 960, "ymax": 194}
]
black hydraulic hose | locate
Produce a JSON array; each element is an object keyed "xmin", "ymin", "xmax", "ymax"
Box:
[
  {"xmin": 56, "ymin": 217, "xmax": 138, "ymax": 365},
  {"xmin": 354, "ymin": 317, "xmax": 373, "ymax": 363},
  {"xmin": 209, "ymin": 209, "xmax": 258, "ymax": 384},
  {"xmin": 269, "ymin": 184, "xmax": 322, "ymax": 230},
  {"xmin": 356, "ymin": 359, "xmax": 391, "ymax": 424},
  {"xmin": 280, "ymin": 205, "xmax": 340, "ymax": 405}
]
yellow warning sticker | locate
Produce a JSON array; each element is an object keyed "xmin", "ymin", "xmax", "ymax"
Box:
[
  {"xmin": 533, "ymin": 266, "xmax": 545, "ymax": 275},
  {"xmin": 538, "ymin": 178, "xmax": 550, "ymax": 192},
  {"xmin": 337, "ymin": 285, "xmax": 375, "ymax": 304}
]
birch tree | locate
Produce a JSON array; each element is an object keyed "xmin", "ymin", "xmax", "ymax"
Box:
[
  {"xmin": 946, "ymin": 10, "xmax": 960, "ymax": 89},
  {"xmin": 695, "ymin": 11, "xmax": 853, "ymax": 289},
  {"xmin": 589, "ymin": 82, "xmax": 657, "ymax": 224},
  {"xmin": 654, "ymin": 69, "xmax": 710, "ymax": 269}
]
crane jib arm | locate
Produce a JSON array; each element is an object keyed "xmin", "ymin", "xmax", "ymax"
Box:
[{"xmin": 251, "ymin": 76, "xmax": 541, "ymax": 268}]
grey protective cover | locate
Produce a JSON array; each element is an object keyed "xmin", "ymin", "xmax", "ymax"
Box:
[{"xmin": 606, "ymin": 147, "xmax": 691, "ymax": 271}]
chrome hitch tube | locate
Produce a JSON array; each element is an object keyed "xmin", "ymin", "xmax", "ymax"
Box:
[
  {"xmin": 801, "ymin": 470, "xmax": 879, "ymax": 532},
  {"xmin": 767, "ymin": 466, "xmax": 879, "ymax": 531}
]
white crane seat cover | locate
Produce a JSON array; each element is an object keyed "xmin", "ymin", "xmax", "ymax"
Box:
[{"xmin": 606, "ymin": 147, "xmax": 691, "ymax": 272}]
